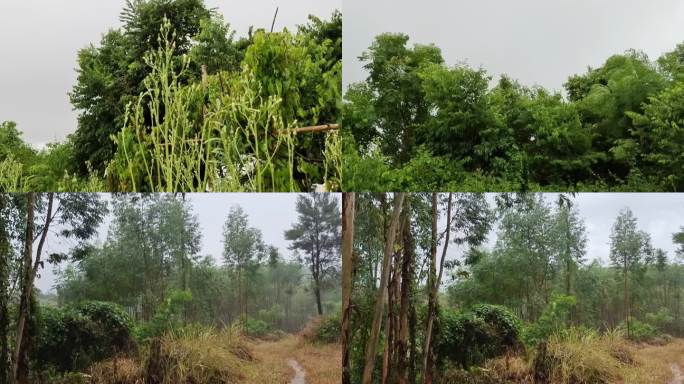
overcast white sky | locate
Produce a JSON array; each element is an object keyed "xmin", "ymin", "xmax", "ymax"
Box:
[
  {"xmin": 0, "ymin": 0, "xmax": 340, "ymax": 147},
  {"xmin": 343, "ymin": 0, "xmax": 684, "ymax": 91},
  {"xmin": 438, "ymin": 193, "xmax": 684, "ymax": 283},
  {"xmin": 36, "ymin": 193, "xmax": 341, "ymax": 293}
]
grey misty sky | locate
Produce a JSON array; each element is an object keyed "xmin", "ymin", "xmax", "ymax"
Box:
[
  {"xmin": 343, "ymin": 0, "xmax": 684, "ymax": 91},
  {"xmin": 436, "ymin": 193, "xmax": 684, "ymax": 284},
  {"xmin": 0, "ymin": 0, "xmax": 340, "ymax": 147},
  {"xmin": 36, "ymin": 193, "xmax": 341, "ymax": 293}
]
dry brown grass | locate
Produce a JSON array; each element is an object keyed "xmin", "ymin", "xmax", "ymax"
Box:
[
  {"xmin": 87, "ymin": 358, "xmax": 144, "ymax": 384},
  {"xmin": 468, "ymin": 333, "xmax": 684, "ymax": 384},
  {"xmin": 621, "ymin": 339, "xmax": 684, "ymax": 383},
  {"xmin": 150, "ymin": 325, "xmax": 251, "ymax": 383},
  {"xmin": 86, "ymin": 326, "xmax": 252, "ymax": 384},
  {"xmin": 241, "ymin": 335, "xmax": 341, "ymax": 384},
  {"xmin": 540, "ymin": 328, "xmax": 635, "ymax": 383},
  {"xmin": 298, "ymin": 316, "xmax": 323, "ymax": 343}
]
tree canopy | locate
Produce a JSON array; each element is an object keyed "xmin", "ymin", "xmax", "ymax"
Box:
[{"xmin": 344, "ymin": 34, "xmax": 684, "ymax": 192}]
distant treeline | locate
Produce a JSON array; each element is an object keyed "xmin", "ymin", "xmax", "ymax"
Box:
[{"xmin": 344, "ymin": 33, "xmax": 684, "ymax": 192}]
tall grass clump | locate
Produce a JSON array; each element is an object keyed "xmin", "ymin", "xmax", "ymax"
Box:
[
  {"xmin": 533, "ymin": 327, "xmax": 635, "ymax": 384},
  {"xmin": 144, "ymin": 324, "xmax": 252, "ymax": 383},
  {"xmin": 0, "ymin": 155, "xmax": 26, "ymax": 191},
  {"xmin": 88, "ymin": 325, "xmax": 254, "ymax": 384},
  {"xmin": 109, "ymin": 20, "xmax": 339, "ymax": 192}
]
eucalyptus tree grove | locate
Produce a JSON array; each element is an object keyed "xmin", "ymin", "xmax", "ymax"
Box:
[
  {"xmin": 0, "ymin": 193, "xmax": 341, "ymax": 383},
  {"xmin": 347, "ymin": 193, "xmax": 684, "ymax": 383}
]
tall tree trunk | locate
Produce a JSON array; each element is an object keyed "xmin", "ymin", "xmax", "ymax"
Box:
[
  {"xmin": 408, "ymin": 299, "xmax": 417, "ymax": 384},
  {"xmin": 422, "ymin": 193, "xmax": 438, "ymax": 384},
  {"xmin": 382, "ymin": 263, "xmax": 395, "ymax": 384},
  {"xmin": 397, "ymin": 196, "xmax": 413, "ymax": 384},
  {"xmin": 342, "ymin": 193, "xmax": 355, "ymax": 384},
  {"xmin": 13, "ymin": 193, "xmax": 34, "ymax": 383},
  {"xmin": 315, "ymin": 278, "xmax": 323, "ymax": 316},
  {"xmin": 362, "ymin": 193, "xmax": 405, "ymax": 384},
  {"xmin": 624, "ymin": 262, "xmax": 630, "ymax": 338},
  {"xmin": 0, "ymin": 196, "xmax": 9, "ymax": 384},
  {"xmin": 423, "ymin": 193, "xmax": 452, "ymax": 384}
]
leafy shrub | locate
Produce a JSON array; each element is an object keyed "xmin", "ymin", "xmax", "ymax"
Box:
[
  {"xmin": 137, "ymin": 289, "xmax": 193, "ymax": 341},
  {"xmin": 34, "ymin": 301, "xmax": 135, "ymax": 372},
  {"xmin": 256, "ymin": 304, "xmax": 284, "ymax": 326},
  {"xmin": 316, "ymin": 313, "xmax": 341, "ymax": 343},
  {"xmin": 241, "ymin": 317, "xmax": 272, "ymax": 338},
  {"xmin": 623, "ymin": 319, "xmax": 659, "ymax": 342},
  {"xmin": 644, "ymin": 307, "xmax": 676, "ymax": 334},
  {"xmin": 523, "ymin": 294, "xmax": 576, "ymax": 346},
  {"xmin": 300, "ymin": 313, "xmax": 341, "ymax": 344},
  {"xmin": 436, "ymin": 304, "xmax": 523, "ymax": 369}
]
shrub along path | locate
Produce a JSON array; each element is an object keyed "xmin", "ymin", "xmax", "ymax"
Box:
[{"xmin": 240, "ymin": 335, "xmax": 340, "ymax": 384}]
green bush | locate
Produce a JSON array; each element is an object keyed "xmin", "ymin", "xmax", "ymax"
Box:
[
  {"xmin": 523, "ymin": 294, "xmax": 577, "ymax": 346},
  {"xmin": 242, "ymin": 317, "xmax": 272, "ymax": 337},
  {"xmin": 644, "ymin": 307, "xmax": 676, "ymax": 334},
  {"xmin": 315, "ymin": 313, "xmax": 341, "ymax": 343},
  {"xmin": 624, "ymin": 319, "xmax": 659, "ymax": 342},
  {"xmin": 137, "ymin": 289, "xmax": 193, "ymax": 341},
  {"xmin": 436, "ymin": 304, "xmax": 522, "ymax": 369},
  {"xmin": 34, "ymin": 301, "xmax": 135, "ymax": 372}
]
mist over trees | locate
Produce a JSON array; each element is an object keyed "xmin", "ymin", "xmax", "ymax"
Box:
[
  {"xmin": 0, "ymin": 193, "xmax": 342, "ymax": 383},
  {"xmin": 343, "ymin": 33, "xmax": 684, "ymax": 192}
]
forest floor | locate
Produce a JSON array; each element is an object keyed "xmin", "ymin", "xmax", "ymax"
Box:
[
  {"xmin": 620, "ymin": 339, "xmax": 684, "ymax": 383},
  {"xmin": 239, "ymin": 335, "xmax": 340, "ymax": 384}
]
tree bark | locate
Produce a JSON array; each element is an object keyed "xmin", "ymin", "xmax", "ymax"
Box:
[
  {"xmin": 624, "ymin": 260, "xmax": 630, "ymax": 338},
  {"xmin": 13, "ymin": 193, "xmax": 54, "ymax": 384},
  {"xmin": 342, "ymin": 193, "xmax": 355, "ymax": 384},
  {"xmin": 315, "ymin": 278, "xmax": 323, "ymax": 316},
  {"xmin": 397, "ymin": 196, "xmax": 413, "ymax": 384},
  {"xmin": 12, "ymin": 193, "xmax": 34, "ymax": 383},
  {"xmin": 423, "ymin": 193, "xmax": 452, "ymax": 384},
  {"xmin": 0, "ymin": 196, "xmax": 9, "ymax": 384},
  {"xmin": 362, "ymin": 193, "xmax": 405, "ymax": 384}
]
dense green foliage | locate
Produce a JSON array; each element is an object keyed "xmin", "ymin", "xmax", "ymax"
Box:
[
  {"xmin": 314, "ymin": 312, "xmax": 342, "ymax": 344},
  {"xmin": 34, "ymin": 302, "xmax": 135, "ymax": 372},
  {"xmin": 0, "ymin": 1, "xmax": 341, "ymax": 192},
  {"xmin": 436, "ymin": 305, "xmax": 522, "ymax": 369},
  {"xmin": 344, "ymin": 34, "xmax": 684, "ymax": 191}
]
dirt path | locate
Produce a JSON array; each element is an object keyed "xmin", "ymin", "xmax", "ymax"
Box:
[
  {"xmin": 241, "ymin": 335, "xmax": 340, "ymax": 384},
  {"xmin": 670, "ymin": 363, "xmax": 683, "ymax": 384},
  {"xmin": 287, "ymin": 358, "xmax": 307, "ymax": 384}
]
